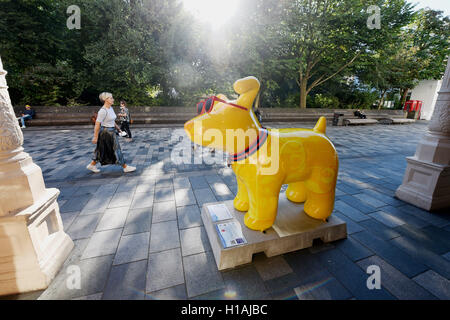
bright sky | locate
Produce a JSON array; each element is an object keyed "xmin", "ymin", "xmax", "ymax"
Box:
[{"xmin": 410, "ymin": 0, "xmax": 450, "ymax": 16}]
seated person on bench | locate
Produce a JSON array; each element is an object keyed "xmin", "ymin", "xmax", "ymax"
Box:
[
  {"xmin": 354, "ymin": 109, "xmax": 366, "ymax": 119},
  {"xmin": 18, "ymin": 105, "xmax": 35, "ymax": 128}
]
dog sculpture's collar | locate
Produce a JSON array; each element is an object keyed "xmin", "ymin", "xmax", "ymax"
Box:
[{"xmin": 229, "ymin": 128, "xmax": 268, "ymax": 162}]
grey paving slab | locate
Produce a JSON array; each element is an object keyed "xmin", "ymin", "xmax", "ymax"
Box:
[
  {"xmin": 390, "ymin": 236, "xmax": 450, "ymax": 279},
  {"xmin": 173, "ymin": 177, "xmax": 191, "ymax": 189},
  {"xmin": 154, "ymin": 187, "xmax": 175, "ymax": 202},
  {"xmin": 177, "ymin": 205, "xmax": 203, "ymax": 229},
  {"xmin": 113, "ymin": 232, "xmax": 150, "ymax": 265},
  {"xmin": 80, "ymin": 194, "xmax": 113, "ymax": 215},
  {"xmin": 66, "ymin": 213, "xmax": 102, "ymax": 240},
  {"xmin": 81, "ymin": 229, "xmax": 123, "ymax": 260},
  {"xmin": 149, "ymin": 220, "xmax": 180, "ymax": 253},
  {"xmin": 394, "ymin": 224, "xmax": 450, "ymax": 255},
  {"xmin": 135, "ymin": 183, "xmax": 155, "ymax": 194},
  {"xmin": 412, "ymin": 270, "xmax": 450, "ymax": 300},
  {"xmin": 380, "ymin": 205, "xmax": 429, "ymax": 229},
  {"xmin": 335, "ymin": 236, "xmax": 374, "ymax": 262},
  {"xmin": 123, "ymin": 207, "xmax": 152, "ymax": 235},
  {"xmin": 108, "ymin": 191, "xmax": 134, "ymax": 208},
  {"xmin": 180, "ymin": 226, "xmax": 211, "ymax": 257},
  {"xmin": 353, "ymin": 193, "xmax": 387, "ymax": 208},
  {"xmin": 130, "ymin": 191, "xmax": 154, "ymax": 209},
  {"xmin": 368, "ymin": 210, "xmax": 406, "ymax": 228},
  {"xmin": 146, "ymin": 248, "xmax": 184, "ymax": 293},
  {"xmin": 95, "ymin": 207, "xmax": 129, "ymax": 231},
  {"xmin": 72, "ymin": 293, "xmax": 103, "ymax": 300},
  {"xmin": 263, "ymin": 272, "xmax": 301, "ymax": 300},
  {"xmin": 357, "ymin": 256, "xmax": 436, "ymax": 300},
  {"xmin": 334, "ymin": 200, "xmax": 369, "ymax": 222},
  {"xmin": 333, "ymin": 212, "xmax": 365, "ymax": 235},
  {"xmin": 146, "ymin": 284, "xmax": 187, "ymax": 300},
  {"xmin": 60, "ymin": 194, "xmax": 93, "ymax": 213},
  {"xmin": 253, "ymin": 254, "xmax": 294, "ymax": 282},
  {"xmin": 338, "ymin": 195, "xmax": 377, "ymax": 214},
  {"xmin": 152, "ymin": 201, "xmax": 177, "ymax": 223},
  {"xmin": 174, "ymin": 188, "xmax": 197, "ymax": 207},
  {"xmin": 102, "ymin": 260, "xmax": 147, "ymax": 300},
  {"xmin": 352, "ymin": 231, "xmax": 428, "ymax": 278},
  {"xmin": 193, "ymin": 188, "xmax": 217, "ymax": 207},
  {"xmin": 316, "ymin": 248, "xmax": 395, "ymax": 300},
  {"xmin": 183, "ymin": 251, "xmax": 225, "ymax": 298},
  {"xmin": 189, "ymin": 176, "xmax": 209, "ymax": 189},
  {"xmin": 39, "ymin": 255, "xmax": 114, "ymax": 300},
  {"xmin": 222, "ymin": 265, "xmax": 271, "ymax": 300},
  {"xmin": 60, "ymin": 211, "xmax": 79, "ymax": 230},
  {"xmin": 443, "ymin": 251, "xmax": 450, "ymax": 261},
  {"xmin": 396, "ymin": 205, "xmax": 450, "ymax": 228},
  {"xmin": 358, "ymin": 218, "xmax": 401, "ymax": 240}
]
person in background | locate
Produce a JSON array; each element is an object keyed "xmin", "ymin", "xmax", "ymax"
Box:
[
  {"xmin": 354, "ymin": 109, "xmax": 367, "ymax": 119},
  {"xmin": 86, "ymin": 92, "xmax": 136, "ymax": 173},
  {"xmin": 118, "ymin": 100, "xmax": 132, "ymax": 142},
  {"xmin": 18, "ymin": 105, "xmax": 35, "ymax": 128}
]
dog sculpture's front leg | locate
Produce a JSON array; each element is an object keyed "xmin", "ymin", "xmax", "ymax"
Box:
[
  {"xmin": 243, "ymin": 175, "xmax": 283, "ymax": 232},
  {"xmin": 233, "ymin": 175, "xmax": 249, "ymax": 212}
]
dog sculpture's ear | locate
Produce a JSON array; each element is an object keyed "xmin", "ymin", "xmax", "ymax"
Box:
[{"xmin": 233, "ymin": 76, "xmax": 260, "ymax": 95}]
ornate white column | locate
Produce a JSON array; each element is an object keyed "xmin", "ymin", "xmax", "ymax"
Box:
[
  {"xmin": 0, "ymin": 56, "xmax": 73, "ymax": 296},
  {"xmin": 395, "ymin": 58, "xmax": 450, "ymax": 211}
]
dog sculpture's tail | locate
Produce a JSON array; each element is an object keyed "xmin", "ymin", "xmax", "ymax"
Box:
[{"xmin": 313, "ymin": 116, "xmax": 327, "ymax": 134}]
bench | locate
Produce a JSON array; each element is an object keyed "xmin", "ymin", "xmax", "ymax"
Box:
[
  {"xmin": 378, "ymin": 118, "xmax": 416, "ymax": 125},
  {"xmin": 343, "ymin": 118, "xmax": 379, "ymax": 126}
]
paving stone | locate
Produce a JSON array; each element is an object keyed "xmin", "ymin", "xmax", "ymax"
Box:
[
  {"xmin": 183, "ymin": 251, "xmax": 225, "ymax": 298},
  {"xmin": 173, "ymin": 177, "xmax": 191, "ymax": 189},
  {"xmin": 113, "ymin": 232, "xmax": 150, "ymax": 265},
  {"xmin": 80, "ymin": 194, "xmax": 113, "ymax": 215},
  {"xmin": 102, "ymin": 260, "xmax": 147, "ymax": 300},
  {"xmin": 396, "ymin": 205, "xmax": 450, "ymax": 228},
  {"xmin": 413, "ymin": 270, "xmax": 450, "ymax": 300},
  {"xmin": 443, "ymin": 251, "xmax": 450, "ymax": 261},
  {"xmin": 146, "ymin": 248, "xmax": 184, "ymax": 293},
  {"xmin": 38, "ymin": 255, "xmax": 114, "ymax": 300},
  {"xmin": 152, "ymin": 201, "xmax": 177, "ymax": 223},
  {"xmin": 135, "ymin": 183, "xmax": 155, "ymax": 194},
  {"xmin": 130, "ymin": 191, "xmax": 154, "ymax": 209},
  {"xmin": 60, "ymin": 194, "xmax": 93, "ymax": 213},
  {"xmin": 61, "ymin": 211, "xmax": 79, "ymax": 230},
  {"xmin": 358, "ymin": 218, "xmax": 401, "ymax": 240},
  {"xmin": 335, "ymin": 236, "xmax": 373, "ymax": 262},
  {"xmin": 193, "ymin": 188, "xmax": 217, "ymax": 207},
  {"xmin": 73, "ymin": 185, "xmax": 100, "ymax": 196},
  {"xmin": 368, "ymin": 210, "xmax": 406, "ymax": 228},
  {"xmin": 380, "ymin": 205, "xmax": 429, "ymax": 229},
  {"xmin": 210, "ymin": 182, "xmax": 232, "ymax": 196},
  {"xmin": 316, "ymin": 248, "xmax": 395, "ymax": 300},
  {"xmin": 146, "ymin": 284, "xmax": 187, "ymax": 300},
  {"xmin": 294, "ymin": 277, "xmax": 353, "ymax": 300},
  {"xmin": 333, "ymin": 212, "xmax": 365, "ymax": 235},
  {"xmin": 149, "ymin": 220, "xmax": 180, "ymax": 253},
  {"xmin": 180, "ymin": 226, "xmax": 211, "ymax": 256},
  {"xmin": 96, "ymin": 207, "xmax": 129, "ymax": 231},
  {"xmin": 108, "ymin": 192, "xmax": 133, "ymax": 208},
  {"xmin": 189, "ymin": 176, "xmax": 210, "ymax": 189},
  {"xmin": 334, "ymin": 200, "xmax": 369, "ymax": 222},
  {"xmin": 177, "ymin": 205, "xmax": 203, "ymax": 229},
  {"xmin": 72, "ymin": 293, "xmax": 103, "ymax": 300},
  {"xmin": 394, "ymin": 224, "xmax": 450, "ymax": 255},
  {"xmin": 81, "ymin": 229, "xmax": 123, "ymax": 259},
  {"xmin": 351, "ymin": 231, "xmax": 428, "ymax": 278},
  {"xmin": 362, "ymin": 189, "xmax": 404, "ymax": 207},
  {"xmin": 390, "ymin": 236, "xmax": 450, "ymax": 279},
  {"xmin": 155, "ymin": 178, "xmax": 173, "ymax": 188},
  {"xmin": 357, "ymin": 256, "xmax": 436, "ymax": 300},
  {"xmin": 421, "ymin": 225, "xmax": 450, "ymax": 249},
  {"xmin": 154, "ymin": 187, "xmax": 175, "ymax": 202},
  {"xmin": 338, "ymin": 195, "xmax": 377, "ymax": 214},
  {"xmin": 123, "ymin": 207, "xmax": 152, "ymax": 235},
  {"xmin": 222, "ymin": 265, "xmax": 271, "ymax": 300},
  {"xmin": 66, "ymin": 213, "xmax": 102, "ymax": 240},
  {"xmin": 253, "ymin": 254, "xmax": 294, "ymax": 281},
  {"xmin": 263, "ymin": 272, "xmax": 301, "ymax": 300},
  {"xmin": 353, "ymin": 193, "xmax": 387, "ymax": 208},
  {"xmin": 174, "ymin": 188, "xmax": 197, "ymax": 207}
]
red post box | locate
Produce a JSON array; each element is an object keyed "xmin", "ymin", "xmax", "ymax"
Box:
[{"xmin": 404, "ymin": 100, "xmax": 422, "ymax": 119}]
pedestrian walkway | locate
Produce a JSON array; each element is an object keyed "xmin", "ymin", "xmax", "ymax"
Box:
[{"xmin": 7, "ymin": 121, "xmax": 450, "ymax": 300}]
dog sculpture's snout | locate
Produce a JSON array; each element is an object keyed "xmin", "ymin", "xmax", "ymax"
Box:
[{"xmin": 184, "ymin": 120, "xmax": 194, "ymax": 139}]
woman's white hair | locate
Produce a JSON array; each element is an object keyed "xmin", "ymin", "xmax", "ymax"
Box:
[{"xmin": 99, "ymin": 92, "xmax": 113, "ymax": 103}]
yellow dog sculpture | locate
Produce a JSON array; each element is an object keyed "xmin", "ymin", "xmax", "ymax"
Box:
[{"xmin": 184, "ymin": 76, "xmax": 339, "ymax": 231}]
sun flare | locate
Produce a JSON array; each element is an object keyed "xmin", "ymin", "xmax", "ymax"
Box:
[{"xmin": 182, "ymin": 0, "xmax": 239, "ymax": 26}]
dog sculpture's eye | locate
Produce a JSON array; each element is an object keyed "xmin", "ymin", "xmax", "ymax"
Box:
[{"xmin": 205, "ymin": 98, "xmax": 214, "ymax": 113}]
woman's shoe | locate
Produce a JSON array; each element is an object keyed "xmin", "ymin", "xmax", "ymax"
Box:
[
  {"xmin": 123, "ymin": 165, "xmax": 136, "ymax": 173},
  {"xmin": 86, "ymin": 163, "xmax": 100, "ymax": 173}
]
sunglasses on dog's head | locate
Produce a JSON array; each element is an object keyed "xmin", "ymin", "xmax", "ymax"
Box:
[{"xmin": 196, "ymin": 96, "xmax": 248, "ymax": 115}]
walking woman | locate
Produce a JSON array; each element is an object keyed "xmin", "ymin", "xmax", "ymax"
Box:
[
  {"xmin": 86, "ymin": 92, "xmax": 136, "ymax": 173},
  {"xmin": 118, "ymin": 100, "xmax": 132, "ymax": 142}
]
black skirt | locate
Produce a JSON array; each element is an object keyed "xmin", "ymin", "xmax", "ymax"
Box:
[{"xmin": 92, "ymin": 127, "xmax": 125, "ymax": 166}]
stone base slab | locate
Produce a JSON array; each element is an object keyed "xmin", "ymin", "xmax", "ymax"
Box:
[
  {"xmin": 201, "ymin": 193, "xmax": 347, "ymax": 271},
  {"xmin": 0, "ymin": 188, "xmax": 74, "ymax": 296}
]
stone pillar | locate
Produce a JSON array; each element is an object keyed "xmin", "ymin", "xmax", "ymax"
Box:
[
  {"xmin": 0, "ymin": 56, "xmax": 73, "ymax": 296},
  {"xmin": 395, "ymin": 58, "xmax": 450, "ymax": 211}
]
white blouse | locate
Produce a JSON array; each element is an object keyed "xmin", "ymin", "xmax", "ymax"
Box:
[{"xmin": 96, "ymin": 107, "xmax": 117, "ymax": 128}]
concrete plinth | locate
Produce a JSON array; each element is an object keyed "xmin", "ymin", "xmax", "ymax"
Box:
[
  {"xmin": 0, "ymin": 188, "xmax": 74, "ymax": 296},
  {"xmin": 201, "ymin": 193, "xmax": 347, "ymax": 270}
]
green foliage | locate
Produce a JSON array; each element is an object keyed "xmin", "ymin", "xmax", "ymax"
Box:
[{"xmin": 0, "ymin": 0, "xmax": 448, "ymax": 108}]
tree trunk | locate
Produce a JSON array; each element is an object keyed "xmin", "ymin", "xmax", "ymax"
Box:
[
  {"xmin": 400, "ymin": 88, "xmax": 409, "ymax": 108},
  {"xmin": 377, "ymin": 89, "xmax": 387, "ymax": 110},
  {"xmin": 299, "ymin": 79, "xmax": 307, "ymax": 109}
]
